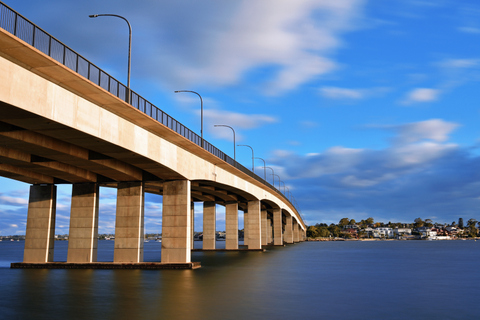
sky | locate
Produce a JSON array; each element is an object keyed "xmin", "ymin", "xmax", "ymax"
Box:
[{"xmin": 1, "ymin": 0, "xmax": 480, "ymax": 235}]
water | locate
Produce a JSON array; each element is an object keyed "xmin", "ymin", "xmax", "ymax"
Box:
[{"xmin": 1, "ymin": 240, "xmax": 479, "ymax": 319}]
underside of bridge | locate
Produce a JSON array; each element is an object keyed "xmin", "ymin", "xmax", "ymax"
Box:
[{"xmin": 0, "ymin": 7, "xmax": 305, "ymax": 269}]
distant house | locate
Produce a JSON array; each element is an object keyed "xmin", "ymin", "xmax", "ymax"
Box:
[
  {"xmin": 394, "ymin": 228, "xmax": 412, "ymax": 238},
  {"xmin": 373, "ymin": 227, "xmax": 393, "ymax": 238},
  {"xmin": 417, "ymin": 227, "xmax": 437, "ymax": 239}
]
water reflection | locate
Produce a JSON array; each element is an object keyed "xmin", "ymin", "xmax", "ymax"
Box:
[{"xmin": 1, "ymin": 241, "xmax": 480, "ymax": 319}]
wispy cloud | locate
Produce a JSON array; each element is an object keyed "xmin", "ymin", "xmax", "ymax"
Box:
[
  {"xmin": 319, "ymin": 86, "xmax": 389, "ymax": 100},
  {"xmin": 402, "ymin": 88, "xmax": 439, "ymax": 104},
  {"xmin": 129, "ymin": 0, "xmax": 366, "ymax": 94}
]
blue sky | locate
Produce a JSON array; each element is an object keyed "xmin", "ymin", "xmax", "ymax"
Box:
[{"xmin": 1, "ymin": 0, "xmax": 480, "ymax": 235}]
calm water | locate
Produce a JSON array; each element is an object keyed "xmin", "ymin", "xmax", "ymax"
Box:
[{"xmin": 0, "ymin": 240, "xmax": 479, "ymax": 319}]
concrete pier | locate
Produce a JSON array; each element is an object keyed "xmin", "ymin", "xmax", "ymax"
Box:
[
  {"xmin": 161, "ymin": 180, "xmax": 192, "ymax": 263},
  {"xmin": 273, "ymin": 208, "xmax": 283, "ymax": 245},
  {"xmin": 67, "ymin": 183, "xmax": 99, "ymax": 263},
  {"xmin": 247, "ymin": 200, "xmax": 262, "ymax": 250},
  {"xmin": 284, "ymin": 215, "xmax": 294, "ymax": 244},
  {"xmin": 114, "ymin": 182, "xmax": 144, "ymax": 263},
  {"xmin": 23, "ymin": 184, "xmax": 57, "ymax": 263},
  {"xmin": 261, "ymin": 210, "xmax": 268, "ymax": 246},
  {"xmin": 203, "ymin": 201, "xmax": 216, "ymax": 250},
  {"xmin": 294, "ymin": 220, "xmax": 300, "ymax": 242},
  {"xmin": 225, "ymin": 202, "xmax": 239, "ymax": 249}
]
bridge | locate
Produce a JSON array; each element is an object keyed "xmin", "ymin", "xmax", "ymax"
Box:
[{"xmin": 0, "ymin": 3, "xmax": 305, "ymax": 269}]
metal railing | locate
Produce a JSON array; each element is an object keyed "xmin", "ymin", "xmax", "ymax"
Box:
[{"xmin": 0, "ymin": 1, "xmax": 302, "ymax": 220}]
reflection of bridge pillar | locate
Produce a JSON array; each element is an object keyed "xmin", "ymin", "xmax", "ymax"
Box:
[
  {"xmin": 273, "ymin": 208, "xmax": 283, "ymax": 245},
  {"xmin": 261, "ymin": 209, "xmax": 267, "ymax": 246},
  {"xmin": 225, "ymin": 202, "xmax": 238, "ymax": 250},
  {"xmin": 293, "ymin": 220, "xmax": 300, "ymax": 242},
  {"xmin": 247, "ymin": 200, "xmax": 261, "ymax": 249},
  {"xmin": 67, "ymin": 183, "xmax": 99, "ymax": 263},
  {"xmin": 284, "ymin": 215, "xmax": 294, "ymax": 244},
  {"xmin": 24, "ymin": 184, "xmax": 56, "ymax": 263},
  {"xmin": 114, "ymin": 182, "xmax": 144, "ymax": 263},
  {"xmin": 203, "ymin": 201, "xmax": 216, "ymax": 250},
  {"xmin": 243, "ymin": 211, "xmax": 248, "ymax": 246},
  {"xmin": 161, "ymin": 180, "xmax": 191, "ymax": 263}
]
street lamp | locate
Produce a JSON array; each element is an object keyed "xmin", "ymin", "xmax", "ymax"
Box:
[
  {"xmin": 265, "ymin": 166, "xmax": 275, "ymax": 185},
  {"xmin": 237, "ymin": 144, "xmax": 254, "ymax": 172},
  {"xmin": 273, "ymin": 174, "xmax": 281, "ymax": 190},
  {"xmin": 89, "ymin": 14, "xmax": 132, "ymax": 104},
  {"xmin": 175, "ymin": 90, "xmax": 203, "ymax": 147},
  {"xmin": 214, "ymin": 125, "xmax": 235, "ymax": 161},
  {"xmin": 254, "ymin": 157, "xmax": 266, "ymax": 180}
]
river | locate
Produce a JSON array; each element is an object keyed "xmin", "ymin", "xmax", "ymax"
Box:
[{"xmin": 0, "ymin": 240, "xmax": 479, "ymax": 319}]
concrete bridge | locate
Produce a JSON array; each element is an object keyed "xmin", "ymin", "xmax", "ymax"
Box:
[{"xmin": 0, "ymin": 3, "xmax": 305, "ymax": 268}]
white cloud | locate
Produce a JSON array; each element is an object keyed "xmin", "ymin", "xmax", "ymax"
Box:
[
  {"xmin": 439, "ymin": 59, "xmax": 480, "ymax": 69},
  {"xmin": 458, "ymin": 27, "xmax": 480, "ymax": 34},
  {"xmin": 142, "ymin": 0, "xmax": 365, "ymax": 94},
  {"xmin": 0, "ymin": 195, "xmax": 28, "ymax": 206},
  {"xmin": 205, "ymin": 109, "xmax": 277, "ymax": 141},
  {"xmin": 394, "ymin": 119, "xmax": 459, "ymax": 145},
  {"xmin": 320, "ymin": 87, "xmax": 365, "ymax": 99},
  {"xmin": 319, "ymin": 86, "xmax": 390, "ymax": 100},
  {"xmin": 402, "ymin": 88, "xmax": 439, "ymax": 104}
]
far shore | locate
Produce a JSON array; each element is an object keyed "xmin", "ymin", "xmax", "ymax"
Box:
[{"xmin": 307, "ymin": 237, "xmax": 479, "ymax": 242}]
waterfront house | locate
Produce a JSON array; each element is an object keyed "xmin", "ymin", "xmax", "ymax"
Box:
[
  {"xmin": 393, "ymin": 228, "xmax": 412, "ymax": 239},
  {"xmin": 373, "ymin": 227, "xmax": 393, "ymax": 239}
]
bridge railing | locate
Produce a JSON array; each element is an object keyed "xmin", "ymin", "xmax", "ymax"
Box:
[{"xmin": 0, "ymin": 2, "xmax": 304, "ymax": 221}]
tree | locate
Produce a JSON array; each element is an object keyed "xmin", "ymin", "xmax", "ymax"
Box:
[
  {"xmin": 458, "ymin": 218, "xmax": 464, "ymax": 229},
  {"xmin": 366, "ymin": 217, "xmax": 374, "ymax": 225},
  {"xmin": 317, "ymin": 227, "xmax": 330, "ymax": 238},
  {"xmin": 414, "ymin": 218, "xmax": 424, "ymax": 228},
  {"xmin": 467, "ymin": 218, "xmax": 477, "ymax": 228},
  {"xmin": 339, "ymin": 218, "xmax": 350, "ymax": 227},
  {"xmin": 424, "ymin": 219, "xmax": 433, "ymax": 228},
  {"xmin": 306, "ymin": 226, "xmax": 319, "ymax": 238},
  {"xmin": 348, "ymin": 219, "xmax": 356, "ymax": 226},
  {"xmin": 328, "ymin": 224, "xmax": 341, "ymax": 237}
]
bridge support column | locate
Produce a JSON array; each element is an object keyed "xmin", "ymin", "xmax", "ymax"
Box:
[
  {"xmin": 225, "ymin": 202, "xmax": 238, "ymax": 250},
  {"xmin": 267, "ymin": 217, "xmax": 273, "ymax": 244},
  {"xmin": 273, "ymin": 208, "xmax": 283, "ymax": 245},
  {"xmin": 261, "ymin": 210, "xmax": 268, "ymax": 246},
  {"xmin": 247, "ymin": 200, "xmax": 261, "ymax": 250},
  {"xmin": 243, "ymin": 211, "xmax": 248, "ymax": 246},
  {"xmin": 191, "ymin": 202, "xmax": 195, "ymax": 249},
  {"xmin": 161, "ymin": 180, "xmax": 191, "ymax": 263},
  {"xmin": 67, "ymin": 183, "xmax": 99, "ymax": 263},
  {"xmin": 114, "ymin": 182, "xmax": 144, "ymax": 263},
  {"xmin": 203, "ymin": 201, "xmax": 216, "ymax": 249},
  {"xmin": 24, "ymin": 184, "xmax": 56, "ymax": 263},
  {"xmin": 284, "ymin": 215, "xmax": 294, "ymax": 244},
  {"xmin": 293, "ymin": 220, "xmax": 300, "ymax": 242}
]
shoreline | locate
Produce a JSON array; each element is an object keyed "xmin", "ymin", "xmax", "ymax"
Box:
[{"xmin": 307, "ymin": 237, "xmax": 479, "ymax": 242}]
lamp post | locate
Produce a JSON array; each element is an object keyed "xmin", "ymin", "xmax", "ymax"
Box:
[
  {"xmin": 214, "ymin": 125, "xmax": 235, "ymax": 161},
  {"xmin": 174, "ymin": 90, "xmax": 203, "ymax": 147},
  {"xmin": 273, "ymin": 174, "xmax": 281, "ymax": 190},
  {"xmin": 265, "ymin": 166, "xmax": 275, "ymax": 185},
  {"xmin": 254, "ymin": 157, "xmax": 266, "ymax": 180},
  {"xmin": 237, "ymin": 144, "xmax": 254, "ymax": 172},
  {"xmin": 89, "ymin": 14, "xmax": 132, "ymax": 104},
  {"xmin": 279, "ymin": 180, "xmax": 286, "ymax": 194}
]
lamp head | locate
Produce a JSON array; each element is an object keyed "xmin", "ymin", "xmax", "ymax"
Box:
[{"xmin": 89, "ymin": 14, "xmax": 98, "ymax": 18}]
